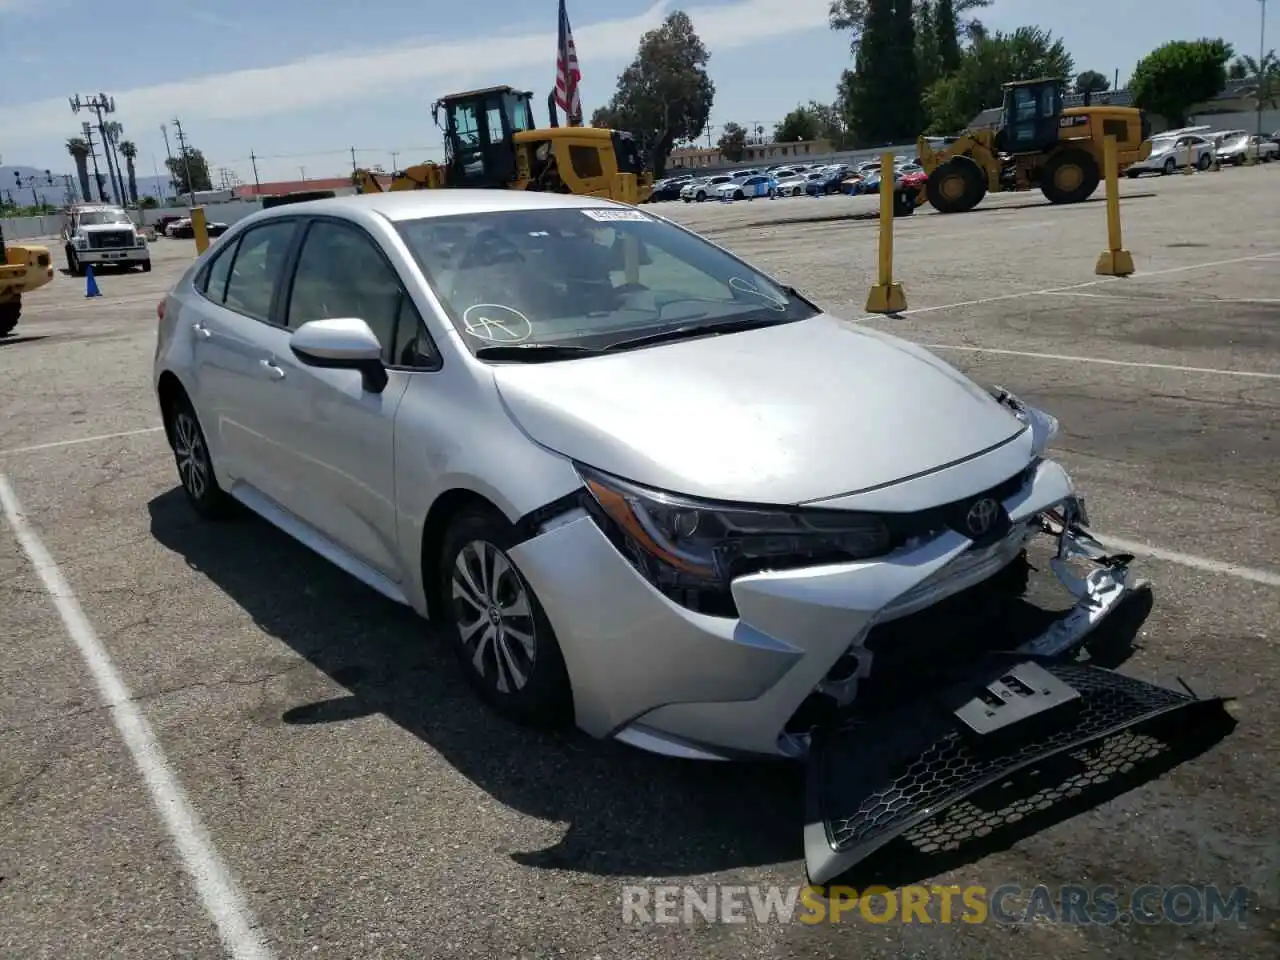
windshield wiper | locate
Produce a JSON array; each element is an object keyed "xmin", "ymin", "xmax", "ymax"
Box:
[
  {"xmin": 602, "ymin": 314, "xmax": 793, "ymax": 353},
  {"xmin": 473, "ymin": 343, "xmax": 603, "ymax": 362}
]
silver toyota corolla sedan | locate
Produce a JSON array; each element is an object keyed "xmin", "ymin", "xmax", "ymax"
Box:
[{"xmin": 153, "ymin": 190, "xmax": 1141, "ymax": 774}]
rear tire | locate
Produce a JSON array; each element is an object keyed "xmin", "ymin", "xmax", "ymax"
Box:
[
  {"xmin": 141, "ymin": 260, "xmax": 152, "ymax": 273},
  {"xmin": 164, "ymin": 390, "xmax": 232, "ymax": 519},
  {"xmin": 438, "ymin": 507, "xmax": 573, "ymax": 726},
  {"xmin": 926, "ymin": 158, "xmax": 986, "ymax": 214},
  {"xmin": 1162, "ymin": 157, "xmax": 1176, "ymax": 175},
  {"xmin": 1197, "ymin": 152, "xmax": 1212, "ymax": 171},
  {"xmin": 1040, "ymin": 149, "xmax": 1100, "ymax": 204}
]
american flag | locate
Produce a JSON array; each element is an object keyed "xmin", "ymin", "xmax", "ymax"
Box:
[{"xmin": 554, "ymin": 0, "xmax": 583, "ymax": 125}]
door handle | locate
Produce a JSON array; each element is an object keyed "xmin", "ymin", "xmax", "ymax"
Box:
[
  {"xmin": 192, "ymin": 322, "xmax": 212, "ymax": 341},
  {"xmin": 259, "ymin": 359, "xmax": 286, "ymax": 381}
]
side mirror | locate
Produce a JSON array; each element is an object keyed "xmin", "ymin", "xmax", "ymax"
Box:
[{"xmin": 289, "ymin": 317, "xmax": 389, "ymax": 393}]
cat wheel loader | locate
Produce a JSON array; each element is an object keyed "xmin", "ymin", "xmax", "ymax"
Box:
[
  {"xmin": 354, "ymin": 85, "xmax": 653, "ymax": 204},
  {"xmin": 916, "ymin": 77, "xmax": 1152, "ymax": 214},
  {"xmin": 0, "ymin": 225, "xmax": 54, "ymax": 337}
]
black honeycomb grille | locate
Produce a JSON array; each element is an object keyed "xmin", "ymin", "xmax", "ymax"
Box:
[{"xmin": 815, "ymin": 660, "xmax": 1197, "ymax": 857}]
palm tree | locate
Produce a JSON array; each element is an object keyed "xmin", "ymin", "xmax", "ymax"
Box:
[
  {"xmin": 1239, "ymin": 51, "xmax": 1279, "ymax": 145},
  {"xmin": 66, "ymin": 137, "xmax": 91, "ymax": 203},
  {"xmin": 103, "ymin": 120, "xmax": 127, "ymax": 205},
  {"xmin": 118, "ymin": 140, "xmax": 139, "ymax": 204}
]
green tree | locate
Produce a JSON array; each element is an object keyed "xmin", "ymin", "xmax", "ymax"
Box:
[
  {"xmin": 590, "ymin": 11, "xmax": 715, "ymax": 178},
  {"xmin": 922, "ymin": 27, "xmax": 1074, "ymax": 133},
  {"xmin": 717, "ymin": 121, "xmax": 747, "ymax": 160},
  {"xmin": 1128, "ymin": 38, "xmax": 1233, "ymax": 128},
  {"xmin": 1074, "ymin": 70, "xmax": 1110, "ymax": 95},
  {"xmin": 828, "ymin": 0, "xmax": 990, "ymax": 53},
  {"xmin": 891, "ymin": 0, "xmax": 923, "ymax": 138},
  {"xmin": 66, "ymin": 137, "xmax": 92, "ymax": 204},
  {"xmin": 916, "ymin": 2, "xmax": 940, "ymax": 88},
  {"xmin": 845, "ymin": 0, "xmax": 898, "ymax": 144},
  {"xmin": 934, "ymin": 0, "xmax": 963, "ymax": 73},
  {"xmin": 1228, "ymin": 58, "xmax": 1249, "ymax": 80},
  {"xmin": 165, "ymin": 145, "xmax": 214, "ymax": 195},
  {"xmin": 774, "ymin": 106, "xmax": 822, "ymax": 142}
]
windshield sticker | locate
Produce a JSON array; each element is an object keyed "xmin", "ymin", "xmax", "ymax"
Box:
[
  {"xmin": 461, "ymin": 304, "xmax": 533, "ymax": 343},
  {"xmin": 728, "ymin": 276, "xmax": 788, "ymax": 311},
  {"xmin": 581, "ymin": 208, "xmax": 653, "ymax": 222}
]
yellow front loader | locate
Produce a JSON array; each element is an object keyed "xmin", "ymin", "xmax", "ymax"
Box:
[
  {"xmin": 0, "ymin": 224, "xmax": 54, "ymax": 336},
  {"xmin": 917, "ymin": 78, "xmax": 1152, "ymax": 214},
  {"xmin": 355, "ymin": 85, "xmax": 652, "ymax": 204}
]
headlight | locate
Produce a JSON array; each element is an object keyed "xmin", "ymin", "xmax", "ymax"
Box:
[
  {"xmin": 73, "ymin": 236, "xmax": 88, "ymax": 248},
  {"xmin": 989, "ymin": 386, "xmax": 1059, "ymax": 456},
  {"xmin": 577, "ymin": 465, "xmax": 894, "ymax": 615}
]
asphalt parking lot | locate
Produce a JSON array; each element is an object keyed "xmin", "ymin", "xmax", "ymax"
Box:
[{"xmin": 2, "ymin": 167, "xmax": 1278, "ymax": 959}]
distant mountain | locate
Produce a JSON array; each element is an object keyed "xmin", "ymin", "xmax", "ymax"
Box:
[{"xmin": 2, "ymin": 164, "xmax": 176, "ymax": 208}]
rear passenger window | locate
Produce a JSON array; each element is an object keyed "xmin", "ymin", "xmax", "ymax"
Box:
[
  {"xmin": 200, "ymin": 237, "xmax": 239, "ymax": 303},
  {"xmin": 223, "ymin": 221, "xmax": 298, "ymax": 323}
]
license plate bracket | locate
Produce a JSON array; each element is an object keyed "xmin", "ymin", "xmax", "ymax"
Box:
[{"xmin": 946, "ymin": 660, "xmax": 1080, "ymax": 736}]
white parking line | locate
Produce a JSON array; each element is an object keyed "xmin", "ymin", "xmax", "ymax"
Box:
[
  {"xmin": 917, "ymin": 344, "xmax": 1280, "ymax": 380},
  {"xmin": 0, "ymin": 476, "xmax": 275, "ymax": 960},
  {"xmin": 0, "ymin": 426, "xmax": 164, "ymax": 458},
  {"xmin": 1095, "ymin": 533, "xmax": 1280, "ymax": 588},
  {"xmin": 856, "ymin": 250, "xmax": 1280, "ymax": 321}
]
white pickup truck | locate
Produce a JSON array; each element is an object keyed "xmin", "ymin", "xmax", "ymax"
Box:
[{"xmin": 61, "ymin": 203, "xmax": 151, "ymax": 276}]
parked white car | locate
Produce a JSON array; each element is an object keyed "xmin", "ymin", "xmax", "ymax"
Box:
[
  {"xmin": 1215, "ymin": 130, "xmax": 1278, "ymax": 164},
  {"xmin": 680, "ymin": 175, "xmax": 734, "ymax": 202},
  {"xmin": 154, "ymin": 188, "xmax": 1206, "ymax": 887},
  {"xmin": 61, "ymin": 203, "xmax": 151, "ymax": 276},
  {"xmin": 1127, "ymin": 132, "xmax": 1215, "ymax": 176}
]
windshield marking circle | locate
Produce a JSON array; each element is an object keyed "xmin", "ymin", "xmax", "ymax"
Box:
[{"xmin": 461, "ymin": 304, "xmax": 534, "ymax": 343}]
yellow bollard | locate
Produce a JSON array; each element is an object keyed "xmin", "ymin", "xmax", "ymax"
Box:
[
  {"xmin": 1095, "ymin": 135, "xmax": 1134, "ymax": 277},
  {"xmin": 1182, "ymin": 141, "xmax": 1194, "ymax": 175},
  {"xmin": 190, "ymin": 206, "xmax": 210, "ymax": 255},
  {"xmin": 864, "ymin": 151, "xmax": 907, "ymax": 314}
]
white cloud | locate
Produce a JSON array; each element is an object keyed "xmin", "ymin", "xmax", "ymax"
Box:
[{"xmin": 0, "ymin": 0, "xmax": 832, "ymax": 146}]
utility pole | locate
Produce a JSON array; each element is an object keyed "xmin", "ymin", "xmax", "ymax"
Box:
[
  {"xmin": 160, "ymin": 123, "xmax": 176, "ymax": 199},
  {"xmin": 1258, "ymin": 0, "xmax": 1268, "ymax": 142},
  {"xmin": 249, "ymin": 151, "xmax": 261, "ymax": 192},
  {"xmin": 299, "ymin": 166, "xmax": 307, "ymax": 181},
  {"xmin": 82, "ymin": 121, "xmax": 106, "ymax": 202},
  {"xmin": 391, "ymin": 151, "xmax": 399, "ymax": 172},
  {"xmin": 171, "ymin": 118, "xmax": 196, "ymax": 206},
  {"xmin": 350, "ymin": 146, "xmax": 358, "ymax": 179},
  {"xmin": 70, "ymin": 93, "xmax": 123, "ymax": 205}
]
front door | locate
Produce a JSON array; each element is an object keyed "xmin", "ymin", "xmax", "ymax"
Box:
[{"xmin": 270, "ymin": 217, "xmax": 420, "ymax": 580}]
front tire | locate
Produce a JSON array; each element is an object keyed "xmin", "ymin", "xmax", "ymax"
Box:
[
  {"xmin": 1040, "ymin": 149, "xmax": 1100, "ymax": 204},
  {"xmin": 165, "ymin": 391, "xmax": 232, "ymax": 518},
  {"xmin": 439, "ymin": 507, "xmax": 572, "ymax": 726},
  {"xmin": 0, "ymin": 299, "xmax": 19, "ymax": 337}
]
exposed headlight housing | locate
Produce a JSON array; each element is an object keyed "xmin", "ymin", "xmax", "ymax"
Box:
[
  {"xmin": 577, "ymin": 465, "xmax": 895, "ymax": 616},
  {"xmin": 989, "ymin": 385, "xmax": 1059, "ymax": 456}
]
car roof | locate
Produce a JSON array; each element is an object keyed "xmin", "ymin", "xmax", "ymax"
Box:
[{"xmin": 250, "ymin": 189, "xmax": 634, "ymax": 224}]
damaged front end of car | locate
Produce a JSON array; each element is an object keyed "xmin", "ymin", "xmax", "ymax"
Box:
[{"xmin": 796, "ymin": 388, "xmax": 1232, "ymax": 886}]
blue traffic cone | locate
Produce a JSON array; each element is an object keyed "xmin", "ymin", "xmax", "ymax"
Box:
[{"xmin": 84, "ymin": 265, "xmax": 101, "ymax": 298}]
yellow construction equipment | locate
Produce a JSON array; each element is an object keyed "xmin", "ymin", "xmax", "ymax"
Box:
[
  {"xmin": 917, "ymin": 77, "xmax": 1152, "ymax": 214},
  {"xmin": 355, "ymin": 85, "xmax": 653, "ymax": 204},
  {"xmin": 0, "ymin": 224, "xmax": 54, "ymax": 337}
]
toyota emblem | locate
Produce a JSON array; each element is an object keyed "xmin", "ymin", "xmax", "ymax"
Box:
[{"xmin": 965, "ymin": 498, "xmax": 999, "ymax": 538}]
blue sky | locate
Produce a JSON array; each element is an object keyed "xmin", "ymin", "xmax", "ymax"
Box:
[{"xmin": 0, "ymin": 0, "xmax": 1267, "ymax": 185}]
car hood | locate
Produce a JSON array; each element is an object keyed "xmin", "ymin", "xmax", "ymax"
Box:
[
  {"xmin": 490, "ymin": 314, "xmax": 1027, "ymax": 505},
  {"xmin": 80, "ymin": 223, "xmax": 134, "ymax": 232}
]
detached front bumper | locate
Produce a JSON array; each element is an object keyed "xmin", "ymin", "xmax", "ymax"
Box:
[{"xmin": 510, "ymin": 457, "xmax": 1140, "ymax": 760}]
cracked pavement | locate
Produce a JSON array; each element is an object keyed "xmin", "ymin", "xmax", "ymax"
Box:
[{"xmin": 1, "ymin": 168, "xmax": 1278, "ymax": 959}]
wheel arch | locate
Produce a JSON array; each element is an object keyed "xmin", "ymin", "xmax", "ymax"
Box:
[{"xmin": 155, "ymin": 369, "xmax": 189, "ymax": 447}]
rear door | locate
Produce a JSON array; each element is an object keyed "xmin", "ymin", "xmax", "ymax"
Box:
[{"xmin": 189, "ymin": 217, "xmax": 301, "ymax": 496}]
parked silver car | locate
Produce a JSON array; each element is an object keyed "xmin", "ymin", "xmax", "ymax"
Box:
[{"xmin": 154, "ymin": 190, "xmax": 1160, "ymax": 880}]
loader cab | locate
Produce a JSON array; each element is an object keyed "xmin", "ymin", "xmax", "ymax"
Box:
[
  {"xmin": 995, "ymin": 78, "xmax": 1065, "ymax": 154},
  {"xmin": 434, "ymin": 85, "xmax": 537, "ymax": 188}
]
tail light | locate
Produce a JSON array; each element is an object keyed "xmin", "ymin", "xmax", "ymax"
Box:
[{"xmin": 157, "ymin": 298, "xmax": 166, "ymax": 322}]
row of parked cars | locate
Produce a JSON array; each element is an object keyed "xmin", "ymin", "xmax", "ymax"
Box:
[
  {"xmin": 1127, "ymin": 126, "xmax": 1279, "ymax": 177},
  {"xmin": 648, "ymin": 157, "xmax": 927, "ymax": 205}
]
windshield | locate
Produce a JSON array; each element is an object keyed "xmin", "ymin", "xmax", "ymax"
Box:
[
  {"xmin": 395, "ymin": 208, "xmax": 817, "ymax": 357},
  {"xmin": 79, "ymin": 210, "xmax": 132, "ymax": 226}
]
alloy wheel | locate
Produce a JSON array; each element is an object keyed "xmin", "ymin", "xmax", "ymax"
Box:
[
  {"xmin": 172, "ymin": 410, "xmax": 210, "ymax": 501},
  {"xmin": 450, "ymin": 540, "xmax": 537, "ymax": 694}
]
